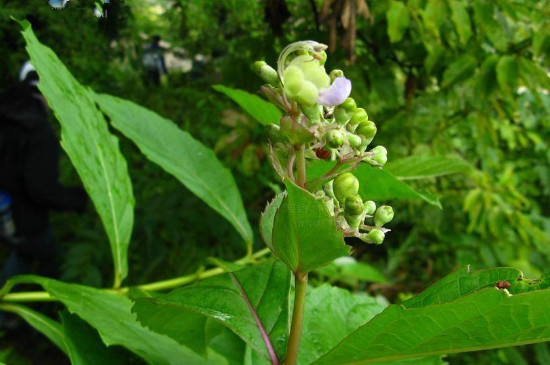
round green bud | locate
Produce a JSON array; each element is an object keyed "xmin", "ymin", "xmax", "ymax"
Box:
[
  {"xmin": 339, "ymin": 97, "xmax": 357, "ymax": 112},
  {"xmin": 333, "ymin": 172, "xmax": 359, "ymax": 203},
  {"xmin": 371, "ymin": 146, "xmax": 388, "ymax": 166},
  {"xmin": 350, "ymin": 108, "xmax": 369, "ymax": 125},
  {"xmin": 374, "ymin": 205, "xmax": 394, "ymax": 227},
  {"xmin": 334, "ymin": 98, "xmax": 357, "ymax": 125},
  {"xmin": 252, "ymin": 61, "xmax": 279, "ymax": 85},
  {"xmin": 344, "ymin": 195, "xmax": 364, "ymax": 216},
  {"xmin": 364, "ymin": 229, "xmax": 385, "ymax": 244},
  {"xmin": 315, "ymin": 189, "xmax": 326, "ymax": 199},
  {"xmin": 329, "ymin": 69, "xmax": 344, "ymax": 82},
  {"xmin": 317, "ymin": 51, "xmax": 327, "ymax": 66},
  {"xmin": 346, "ymin": 133, "xmax": 362, "ymax": 148},
  {"xmin": 364, "ymin": 200, "xmax": 376, "ymax": 215},
  {"xmin": 325, "ymin": 129, "xmax": 344, "ymax": 148},
  {"xmin": 356, "ymin": 121, "xmax": 377, "ymax": 140}
]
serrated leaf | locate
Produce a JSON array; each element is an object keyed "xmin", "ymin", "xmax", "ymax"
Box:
[
  {"xmin": 448, "ymin": 0, "xmax": 472, "ymax": 45},
  {"xmin": 386, "ymin": 1, "xmax": 410, "ymax": 43},
  {"xmin": 298, "ymin": 285, "xmax": 387, "ymax": 365},
  {"xmin": 441, "ymin": 54, "xmax": 477, "ymax": 88},
  {"xmin": 385, "ymin": 155, "xmax": 472, "ymax": 180},
  {"xmin": 314, "ymin": 287, "xmax": 550, "ymax": 364},
  {"xmin": 19, "ymin": 276, "xmax": 208, "ymax": 365},
  {"xmin": 95, "ymin": 93, "xmax": 253, "ymax": 248},
  {"xmin": 18, "ymin": 20, "xmax": 135, "ymax": 287},
  {"xmin": 213, "ymin": 85, "xmax": 282, "ymax": 125},
  {"xmin": 133, "ymin": 261, "xmax": 291, "ymax": 362},
  {"xmin": 271, "ymin": 180, "xmax": 349, "ymax": 273}
]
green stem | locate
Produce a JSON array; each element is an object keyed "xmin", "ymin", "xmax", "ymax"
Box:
[
  {"xmin": 0, "ymin": 248, "xmax": 271, "ymax": 303},
  {"xmin": 296, "ymin": 145, "xmax": 306, "ymax": 188},
  {"xmin": 285, "ymin": 272, "xmax": 308, "ymax": 365}
]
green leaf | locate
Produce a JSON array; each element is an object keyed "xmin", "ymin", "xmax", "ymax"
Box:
[
  {"xmin": 385, "ymin": 155, "xmax": 472, "ymax": 180},
  {"xmin": 402, "ymin": 266, "xmax": 522, "ymax": 308},
  {"xmin": 441, "ymin": 54, "xmax": 477, "ymax": 88},
  {"xmin": 353, "ymin": 165, "xmax": 441, "ymax": 207},
  {"xmin": 95, "ymin": 93, "xmax": 253, "ymax": 247},
  {"xmin": 18, "ymin": 21, "xmax": 135, "ymax": 286},
  {"xmin": 386, "ymin": 1, "xmax": 410, "ymax": 43},
  {"xmin": 314, "ymin": 282, "xmax": 550, "ymax": 364},
  {"xmin": 0, "ymin": 303, "xmax": 68, "ymax": 355},
  {"xmin": 473, "ymin": 2, "xmax": 507, "ymax": 51},
  {"xmin": 496, "ymin": 55, "xmax": 519, "ymax": 94},
  {"xmin": 448, "ymin": 0, "xmax": 472, "ymax": 45},
  {"xmin": 340, "ymin": 263, "xmax": 388, "ymax": 283},
  {"xmin": 271, "ymin": 180, "xmax": 349, "ymax": 273},
  {"xmin": 298, "ymin": 285, "xmax": 387, "ymax": 365},
  {"xmin": 476, "ymin": 55, "xmax": 499, "ymax": 98},
  {"xmin": 260, "ymin": 192, "xmax": 285, "ymax": 252},
  {"xmin": 133, "ymin": 261, "xmax": 291, "ymax": 362},
  {"xmin": 60, "ymin": 311, "xmax": 130, "ymax": 365},
  {"xmin": 21, "ymin": 275, "xmax": 208, "ymax": 365},
  {"xmin": 213, "ymin": 85, "xmax": 282, "ymax": 125}
]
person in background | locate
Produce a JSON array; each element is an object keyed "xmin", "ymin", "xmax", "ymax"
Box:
[
  {"xmin": 142, "ymin": 34, "xmax": 167, "ymax": 86},
  {"xmin": 0, "ymin": 62, "xmax": 88, "ymax": 285}
]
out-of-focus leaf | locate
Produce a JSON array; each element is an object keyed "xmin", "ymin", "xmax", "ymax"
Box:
[
  {"xmin": 313, "ymin": 286, "xmax": 550, "ymax": 364},
  {"xmin": 386, "ymin": 1, "xmax": 410, "ymax": 43},
  {"xmin": 496, "ymin": 55, "xmax": 519, "ymax": 94},
  {"xmin": 18, "ymin": 20, "xmax": 134, "ymax": 287},
  {"xmin": 271, "ymin": 180, "xmax": 349, "ymax": 273},
  {"xmin": 441, "ymin": 54, "xmax": 477, "ymax": 88},
  {"xmin": 448, "ymin": 0, "xmax": 472, "ymax": 44},
  {"xmin": 340, "ymin": 263, "xmax": 388, "ymax": 283},
  {"xmin": 213, "ymin": 85, "xmax": 282, "ymax": 125},
  {"xmin": 473, "ymin": 2, "xmax": 507, "ymax": 51},
  {"xmin": 476, "ymin": 55, "xmax": 499, "ymax": 98},
  {"xmin": 95, "ymin": 93, "xmax": 254, "ymax": 248},
  {"xmin": 298, "ymin": 285, "xmax": 387, "ymax": 365},
  {"xmin": 385, "ymin": 155, "xmax": 472, "ymax": 180},
  {"xmin": 133, "ymin": 261, "xmax": 291, "ymax": 362}
]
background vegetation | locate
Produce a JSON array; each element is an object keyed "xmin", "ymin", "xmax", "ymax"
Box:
[{"xmin": 1, "ymin": 0, "xmax": 549, "ymax": 363}]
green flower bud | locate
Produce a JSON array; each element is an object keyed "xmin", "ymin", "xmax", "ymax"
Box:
[
  {"xmin": 363, "ymin": 229, "xmax": 385, "ymax": 244},
  {"xmin": 374, "ymin": 205, "xmax": 394, "ymax": 227},
  {"xmin": 323, "ymin": 196, "xmax": 335, "ymax": 216},
  {"xmin": 364, "ymin": 200, "xmax": 376, "ymax": 215},
  {"xmin": 346, "ymin": 133, "xmax": 362, "ymax": 148},
  {"xmin": 371, "ymin": 146, "xmax": 388, "ymax": 166},
  {"xmin": 330, "ymin": 69, "xmax": 344, "ymax": 82},
  {"xmin": 325, "ymin": 129, "xmax": 344, "ymax": 148},
  {"xmin": 356, "ymin": 121, "xmax": 377, "ymax": 140},
  {"xmin": 252, "ymin": 61, "xmax": 280, "ymax": 86},
  {"xmin": 334, "ymin": 98, "xmax": 357, "ymax": 125},
  {"xmin": 344, "ymin": 195, "xmax": 364, "ymax": 216},
  {"xmin": 323, "ymin": 180, "xmax": 335, "ymax": 199},
  {"xmin": 347, "ymin": 108, "xmax": 369, "ymax": 132},
  {"xmin": 283, "ymin": 55, "xmax": 330, "ymax": 105},
  {"xmin": 333, "ymin": 172, "xmax": 359, "ymax": 203},
  {"xmin": 315, "ymin": 189, "xmax": 326, "ymax": 199}
]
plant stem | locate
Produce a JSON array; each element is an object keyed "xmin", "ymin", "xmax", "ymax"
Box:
[
  {"xmin": 296, "ymin": 145, "xmax": 306, "ymax": 188},
  {"xmin": 0, "ymin": 248, "xmax": 271, "ymax": 303},
  {"xmin": 285, "ymin": 272, "xmax": 308, "ymax": 365}
]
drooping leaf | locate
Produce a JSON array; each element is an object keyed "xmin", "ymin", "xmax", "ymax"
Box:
[
  {"xmin": 133, "ymin": 261, "xmax": 291, "ymax": 362},
  {"xmin": 448, "ymin": 0, "xmax": 472, "ymax": 45},
  {"xmin": 385, "ymin": 155, "xmax": 472, "ymax": 180},
  {"xmin": 18, "ymin": 20, "xmax": 135, "ymax": 287},
  {"xmin": 0, "ymin": 303, "xmax": 67, "ymax": 355},
  {"xmin": 402, "ymin": 266, "xmax": 522, "ymax": 308},
  {"xmin": 271, "ymin": 180, "xmax": 349, "ymax": 273},
  {"xmin": 60, "ymin": 311, "xmax": 130, "ymax": 365},
  {"xmin": 95, "ymin": 93, "xmax": 253, "ymax": 247},
  {"xmin": 213, "ymin": 85, "xmax": 282, "ymax": 125},
  {"xmin": 441, "ymin": 54, "xmax": 477, "ymax": 88},
  {"xmin": 386, "ymin": 0, "xmax": 410, "ymax": 43},
  {"xmin": 298, "ymin": 285, "xmax": 387, "ymax": 365},
  {"xmin": 314, "ymin": 283, "xmax": 550, "ymax": 364},
  {"xmin": 19, "ymin": 275, "xmax": 208, "ymax": 365}
]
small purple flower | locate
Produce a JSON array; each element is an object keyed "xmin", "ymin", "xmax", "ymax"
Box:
[{"xmin": 318, "ymin": 77, "xmax": 352, "ymax": 107}]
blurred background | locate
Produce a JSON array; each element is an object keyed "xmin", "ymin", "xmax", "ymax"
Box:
[{"xmin": 1, "ymin": 0, "xmax": 549, "ymax": 363}]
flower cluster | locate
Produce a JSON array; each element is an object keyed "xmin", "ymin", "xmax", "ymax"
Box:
[{"xmin": 254, "ymin": 41, "xmax": 393, "ymax": 244}]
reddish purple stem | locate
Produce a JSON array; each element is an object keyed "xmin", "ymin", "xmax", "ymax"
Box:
[{"xmin": 230, "ymin": 272, "xmax": 279, "ymax": 365}]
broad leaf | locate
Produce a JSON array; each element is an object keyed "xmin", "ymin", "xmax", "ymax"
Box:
[
  {"xmin": 386, "ymin": 0, "xmax": 410, "ymax": 43},
  {"xmin": 20, "ymin": 275, "xmax": 208, "ymax": 365},
  {"xmin": 441, "ymin": 54, "xmax": 477, "ymax": 88},
  {"xmin": 0, "ymin": 303, "xmax": 67, "ymax": 355},
  {"xmin": 19, "ymin": 21, "xmax": 134, "ymax": 286},
  {"xmin": 60, "ymin": 311, "xmax": 130, "ymax": 365},
  {"xmin": 95, "ymin": 93, "xmax": 253, "ymax": 247},
  {"xmin": 496, "ymin": 55, "xmax": 519, "ymax": 94},
  {"xmin": 213, "ymin": 85, "xmax": 282, "ymax": 125},
  {"xmin": 133, "ymin": 261, "xmax": 291, "ymax": 362},
  {"xmin": 298, "ymin": 285, "xmax": 387, "ymax": 365},
  {"xmin": 448, "ymin": 0, "xmax": 472, "ymax": 45},
  {"xmin": 271, "ymin": 180, "xmax": 349, "ymax": 273},
  {"xmin": 385, "ymin": 155, "xmax": 472, "ymax": 180},
  {"xmin": 259, "ymin": 192, "xmax": 285, "ymax": 253},
  {"xmin": 314, "ymin": 286, "xmax": 550, "ymax": 364}
]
